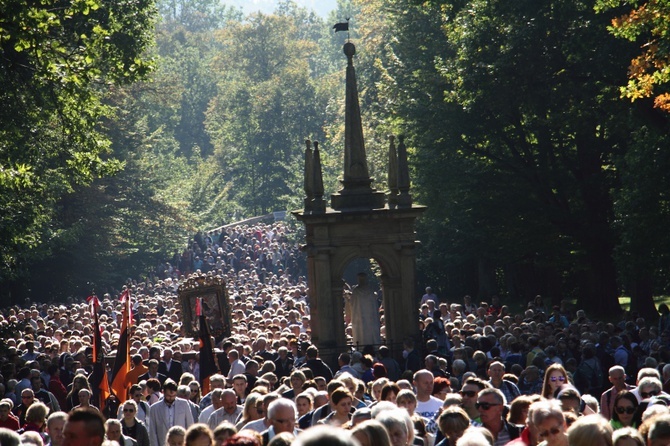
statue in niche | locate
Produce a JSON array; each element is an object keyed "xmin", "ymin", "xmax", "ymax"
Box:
[
  {"xmin": 343, "ymin": 284, "xmax": 353, "ymax": 326},
  {"xmin": 349, "ymin": 272, "xmax": 381, "ymax": 347}
]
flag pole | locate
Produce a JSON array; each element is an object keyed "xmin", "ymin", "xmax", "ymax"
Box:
[{"xmin": 111, "ymin": 289, "xmax": 131, "ymax": 403}]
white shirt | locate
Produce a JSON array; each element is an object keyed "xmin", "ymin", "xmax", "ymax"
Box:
[
  {"xmin": 241, "ymin": 418, "xmax": 269, "ymax": 433},
  {"xmin": 416, "ymin": 396, "xmax": 443, "ymax": 434},
  {"xmin": 228, "ymin": 359, "xmax": 245, "ymax": 380},
  {"xmin": 199, "ymin": 404, "xmax": 215, "ymax": 423},
  {"xmin": 166, "ymin": 401, "xmax": 175, "ymax": 426}
]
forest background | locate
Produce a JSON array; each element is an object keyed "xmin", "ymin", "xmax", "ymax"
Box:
[{"xmin": 2, "ymin": 0, "xmax": 670, "ymax": 320}]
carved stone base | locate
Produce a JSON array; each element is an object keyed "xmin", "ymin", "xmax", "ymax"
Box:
[{"xmin": 331, "ymin": 190, "xmax": 386, "ymax": 211}]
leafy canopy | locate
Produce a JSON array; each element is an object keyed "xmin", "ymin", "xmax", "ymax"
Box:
[
  {"xmin": 595, "ymin": 0, "xmax": 670, "ymax": 111},
  {"xmin": 0, "ymin": 0, "xmax": 156, "ymax": 280}
]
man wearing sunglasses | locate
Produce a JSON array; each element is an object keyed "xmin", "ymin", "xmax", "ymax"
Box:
[
  {"xmin": 459, "ymin": 377, "xmax": 490, "ymax": 421},
  {"xmin": 475, "ymin": 388, "xmax": 519, "ymax": 446},
  {"xmin": 14, "ymin": 388, "xmax": 35, "ymax": 426}
]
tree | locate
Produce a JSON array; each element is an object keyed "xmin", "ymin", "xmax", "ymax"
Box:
[
  {"xmin": 358, "ymin": 0, "xmax": 662, "ymax": 317},
  {"xmin": 613, "ymin": 126, "xmax": 670, "ymax": 319},
  {"xmin": 155, "ymin": 0, "xmax": 242, "ymax": 158},
  {"xmin": 158, "ymin": 0, "xmax": 237, "ymax": 33},
  {"xmin": 0, "ymin": 0, "xmax": 156, "ymax": 289},
  {"xmin": 596, "ymin": 0, "xmax": 670, "ymax": 111},
  {"xmin": 205, "ymin": 9, "xmax": 328, "ymax": 216}
]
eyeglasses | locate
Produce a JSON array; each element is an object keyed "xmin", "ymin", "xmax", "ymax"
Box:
[
  {"xmin": 123, "ymin": 408, "xmax": 136, "ymax": 413},
  {"xmin": 460, "ymin": 390, "xmax": 477, "ymax": 398},
  {"xmin": 475, "ymin": 402, "xmax": 501, "ymax": 411},
  {"xmin": 616, "ymin": 406, "xmax": 636, "ymax": 415},
  {"xmin": 641, "ymin": 390, "xmax": 659, "ymax": 399},
  {"xmin": 550, "ymin": 376, "xmax": 566, "ymax": 382},
  {"xmin": 539, "ymin": 427, "xmax": 562, "ymax": 438},
  {"xmin": 22, "ymin": 396, "xmax": 33, "ymax": 400}
]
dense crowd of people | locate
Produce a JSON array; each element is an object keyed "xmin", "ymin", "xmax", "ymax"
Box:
[{"xmin": 0, "ymin": 221, "xmax": 670, "ymax": 446}]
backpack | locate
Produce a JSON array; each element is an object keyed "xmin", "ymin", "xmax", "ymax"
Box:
[
  {"xmin": 575, "ymin": 358, "xmax": 603, "ymax": 394},
  {"xmin": 623, "ymin": 347, "xmax": 638, "ymax": 381},
  {"xmin": 102, "ymin": 395, "xmax": 120, "ymax": 420},
  {"xmin": 139, "ymin": 400, "xmax": 149, "ymax": 417}
]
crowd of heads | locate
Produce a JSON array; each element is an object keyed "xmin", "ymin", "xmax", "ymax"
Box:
[{"xmin": 1, "ymin": 221, "xmax": 670, "ymax": 446}]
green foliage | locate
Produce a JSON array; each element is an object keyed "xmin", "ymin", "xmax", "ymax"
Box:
[
  {"xmin": 158, "ymin": 0, "xmax": 241, "ymax": 32},
  {"xmin": 351, "ymin": 0, "xmax": 670, "ymax": 316},
  {"xmin": 595, "ymin": 0, "xmax": 670, "ymax": 110},
  {"xmin": 154, "ymin": 0, "xmax": 242, "ymax": 158},
  {"xmin": 0, "ymin": 0, "xmax": 156, "ymax": 286},
  {"xmin": 204, "ymin": 9, "xmax": 329, "ymax": 218},
  {"xmin": 613, "ymin": 124, "xmax": 670, "ymax": 310}
]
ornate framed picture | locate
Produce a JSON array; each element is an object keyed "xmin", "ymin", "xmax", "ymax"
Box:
[{"xmin": 178, "ymin": 274, "xmax": 231, "ymax": 341}]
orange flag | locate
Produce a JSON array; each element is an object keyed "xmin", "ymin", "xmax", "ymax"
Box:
[{"xmin": 111, "ymin": 289, "xmax": 132, "ymax": 403}]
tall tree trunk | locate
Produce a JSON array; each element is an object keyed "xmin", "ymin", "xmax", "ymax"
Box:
[
  {"xmin": 478, "ymin": 257, "xmax": 498, "ymax": 300},
  {"xmin": 572, "ymin": 138, "xmax": 622, "ymax": 319},
  {"xmin": 578, "ymin": 243, "xmax": 622, "ymax": 319},
  {"xmin": 629, "ymin": 274, "xmax": 658, "ymax": 321}
]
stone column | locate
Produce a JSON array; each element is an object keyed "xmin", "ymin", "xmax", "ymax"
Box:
[{"xmin": 311, "ymin": 249, "xmax": 336, "ymax": 348}]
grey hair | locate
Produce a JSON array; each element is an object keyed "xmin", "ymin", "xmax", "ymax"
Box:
[
  {"xmin": 47, "ymin": 411, "xmax": 68, "ymax": 429},
  {"xmin": 221, "ymin": 388, "xmax": 237, "ymax": 399},
  {"xmin": 531, "ymin": 400, "xmax": 564, "ymax": 427},
  {"xmin": 293, "ymin": 425, "xmax": 358, "ymax": 446},
  {"xmin": 567, "ymin": 414, "xmax": 613, "ymax": 446},
  {"xmin": 267, "ymin": 398, "xmax": 297, "ymax": 420},
  {"xmin": 166, "ymin": 426, "xmax": 186, "ymax": 444},
  {"xmin": 0, "ymin": 428, "xmax": 21, "ymax": 446},
  {"xmin": 638, "ymin": 376, "xmax": 662, "ymax": 392},
  {"xmin": 177, "ymin": 385, "xmax": 191, "ymax": 397},
  {"xmin": 642, "ymin": 404, "xmax": 668, "ymax": 422},
  {"xmin": 581, "ymin": 394, "xmax": 599, "ymax": 414},
  {"xmin": 636, "ymin": 367, "xmax": 660, "ymax": 382},
  {"xmin": 105, "ymin": 418, "xmax": 122, "ymax": 428},
  {"xmin": 375, "ymin": 408, "xmax": 414, "ymax": 445},
  {"xmin": 456, "ymin": 429, "xmax": 491, "ymax": 446},
  {"xmin": 370, "ymin": 401, "xmax": 397, "ymax": 418},
  {"xmin": 452, "ymin": 359, "xmax": 467, "ymax": 374},
  {"xmin": 478, "ymin": 387, "xmax": 506, "ymax": 405},
  {"xmin": 612, "ymin": 427, "xmax": 644, "ymax": 446},
  {"xmin": 20, "ymin": 431, "xmax": 43, "ymax": 446},
  {"xmin": 608, "ymin": 365, "xmax": 625, "ymax": 376},
  {"xmin": 212, "ymin": 388, "xmax": 225, "ymax": 398}
]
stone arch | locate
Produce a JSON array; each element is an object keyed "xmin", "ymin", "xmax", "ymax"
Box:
[
  {"xmin": 293, "ymin": 210, "xmax": 425, "ymax": 367},
  {"xmin": 331, "ymin": 246, "xmax": 400, "ymax": 281},
  {"xmin": 293, "ymin": 40, "xmax": 426, "ymax": 368}
]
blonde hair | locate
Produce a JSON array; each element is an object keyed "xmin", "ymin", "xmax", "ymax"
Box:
[
  {"xmin": 25, "ymin": 402, "xmax": 49, "ymax": 424},
  {"xmin": 612, "ymin": 428, "xmax": 644, "ymax": 446},
  {"xmin": 166, "ymin": 426, "xmax": 186, "ymax": 446},
  {"xmin": 567, "ymin": 414, "xmax": 613, "ymax": 446},
  {"xmin": 351, "ymin": 420, "xmax": 391, "ymax": 446},
  {"xmin": 438, "ymin": 407, "xmax": 470, "ymax": 438}
]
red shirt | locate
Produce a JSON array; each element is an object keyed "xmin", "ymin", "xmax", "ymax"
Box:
[
  {"xmin": 49, "ymin": 375, "xmax": 68, "ymax": 409},
  {"xmin": 0, "ymin": 415, "xmax": 20, "ymax": 431},
  {"xmin": 505, "ymin": 426, "xmax": 533, "ymax": 446}
]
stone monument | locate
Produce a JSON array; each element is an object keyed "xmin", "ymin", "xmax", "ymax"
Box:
[
  {"xmin": 293, "ymin": 38, "xmax": 426, "ymax": 365},
  {"xmin": 350, "ymin": 272, "xmax": 381, "ymax": 348}
]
